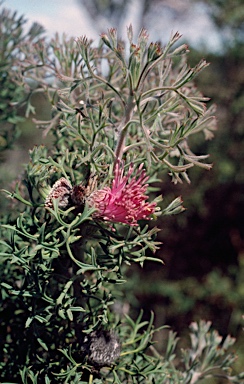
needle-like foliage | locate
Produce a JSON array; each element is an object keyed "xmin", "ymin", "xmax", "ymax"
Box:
[{"xmin": 0, "ymin": 7, "xmax": 243, "ymax": 383}]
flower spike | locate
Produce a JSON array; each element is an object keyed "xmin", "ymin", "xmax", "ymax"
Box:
[{"xmin": 88, "ymin": 162, "xmax": 156, "ymax": 226}]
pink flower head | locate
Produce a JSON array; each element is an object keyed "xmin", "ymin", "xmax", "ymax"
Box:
[{"xmin": 88, "ymin": 162, "xmax": 156, "ymax": 226}]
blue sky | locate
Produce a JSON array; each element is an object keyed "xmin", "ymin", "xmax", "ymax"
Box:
[
  {"xmin": 6, "ymin": 0, "xmax": 98, "ymax": 38},
  {"xmin": 5, "ymin": 0, "xmax": 222, "ymax": 51}
]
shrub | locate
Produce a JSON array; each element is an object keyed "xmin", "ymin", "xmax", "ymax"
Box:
[{"xmin": 0, "ymin": 8, "xmax": 243, "ymax": 383}]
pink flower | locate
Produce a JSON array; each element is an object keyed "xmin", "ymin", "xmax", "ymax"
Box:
[{"xmin": 88, "ymin": 162, "xmax": 156, "ymax": 226}]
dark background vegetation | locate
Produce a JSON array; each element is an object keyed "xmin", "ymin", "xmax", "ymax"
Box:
[{"xmin": 1, "ymin": 0, "xmax": 244, "ymax": 374}]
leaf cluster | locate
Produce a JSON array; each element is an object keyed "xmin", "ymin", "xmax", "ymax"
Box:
[
  {"xmin": 0, "ymin": 7, "xmax": 45, "ymax": 152},
  {"xmin": 13, "ymin": 25, "xmax": 217, "ymax": 183}
]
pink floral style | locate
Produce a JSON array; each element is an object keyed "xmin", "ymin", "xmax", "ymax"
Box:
[{"xmin": 88, "ymin": 162, "xmax": 156, "ymax": 226}]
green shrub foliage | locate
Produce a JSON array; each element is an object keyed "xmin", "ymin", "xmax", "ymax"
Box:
[
  {"xmin": 0, "ymin": 8, "xmax": 45, "ymax": 151},
  {"xmin": 0, "ymin": 7, "xmax": 243, "ymax": 383}
]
